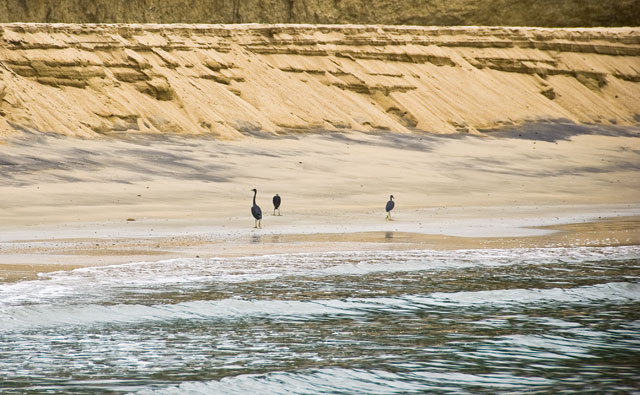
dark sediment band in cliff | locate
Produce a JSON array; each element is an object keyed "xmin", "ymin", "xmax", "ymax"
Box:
[{"xmin": 1, "ymin": 0, "xmax": 639, "ymax": 27}]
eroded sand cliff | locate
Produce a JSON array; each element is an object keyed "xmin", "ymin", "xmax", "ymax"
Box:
[{"xmin": 1, "ymin": 23, "xmax": 639, "ymax": 138}]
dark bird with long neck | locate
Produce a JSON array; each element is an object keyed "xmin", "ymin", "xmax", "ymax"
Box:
[
  {"xmin": 385, "ymin": 195, "xmax": 395, "ymax": 221},
  {"xmin": 251, "ymin": 188, "xmax": 262, "ymax": 228}
]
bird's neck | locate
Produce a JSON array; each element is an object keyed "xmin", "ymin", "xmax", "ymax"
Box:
[{"xmin": 253, "ymin": 191, "xmax": 257, "ymax": 204}]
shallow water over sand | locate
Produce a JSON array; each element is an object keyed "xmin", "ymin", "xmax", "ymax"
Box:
[{"xmin": 1, "ymin": 246, "xmax": 639, "ymax": 393}]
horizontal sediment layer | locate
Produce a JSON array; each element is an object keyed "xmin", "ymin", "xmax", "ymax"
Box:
[
  {"xmin": 2, "ymin": 0, "xmax": 639, "ymax": 27},
  {"xmin": 1, "ymin": 24, "xmax": 639, "ymax": 138}
]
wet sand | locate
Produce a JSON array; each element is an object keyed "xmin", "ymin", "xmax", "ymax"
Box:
[{"xmin": 1, "ymin": 214, "xmax": 639, "ymax": 283}]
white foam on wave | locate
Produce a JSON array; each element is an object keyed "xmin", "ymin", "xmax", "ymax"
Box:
[
  {"xmin": 0, "ymin": 297, "xmax": 365, "ymax": 331},
  {"xmin": 321, "ymin": 246, "xmax": 640, "ymax": 276},
  {"xmin": 426, "ymin": 281, "xmax": 640, "ymax": 307},
  {"xmin": 133, "ymin": 366, "xmax": 553, "ymax": 395},
  {"xmin": 1, "ymin": 246, "xmax": 637, "ymax": 308},
  {"xmin": 2, "ymin": 282, "xmax": 639, "ymax": 332},
  {"xmin": 0, "ymin": 256, "xmax": 287, "ymax": 307}
]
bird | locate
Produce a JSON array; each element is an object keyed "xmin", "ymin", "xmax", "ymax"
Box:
[
  {"xmin": 385, "ymin": 195, "xmax": 395, "ymax": 221},
  {"xmin": 272, "ymin": 194, "xmax": 281, "ymax": 216},
  {"xmin": 251, "ymin": 188, "xmax": 262, "ymax": 228}
]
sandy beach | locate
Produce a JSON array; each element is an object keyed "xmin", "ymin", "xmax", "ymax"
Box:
[
  {"xmin": 1, "ymin": 20, "xmax": 640, "ymax": 393},
  {"xmin": 1, "ymin": 23, "xmax": 639, "ymax": 281},
  {"xmin": 1, "ymin": 124, "xmax": 639, "ymax": 281}
]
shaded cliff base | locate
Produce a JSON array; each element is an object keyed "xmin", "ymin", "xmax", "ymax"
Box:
[
  {"xmin": 1, "ymin": 122, "xmax": 639, "ymax": 191},
  {"xmin": 480, "ymin": 119, "xmax": 640, "ymax": 141}
]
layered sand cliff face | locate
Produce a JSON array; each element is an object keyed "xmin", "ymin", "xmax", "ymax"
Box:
[{"xmin": 1, "ymin": 23, "xmax": 639, "ymax": 138}]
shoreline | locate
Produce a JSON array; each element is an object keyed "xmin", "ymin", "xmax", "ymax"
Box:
[
  {"xmin": 1, "ymin": 126, "xmax": 638, "ymax": 282},
  {"xmin": 1, "ymin": 208, "xmax": 638, "ymax": 282}
]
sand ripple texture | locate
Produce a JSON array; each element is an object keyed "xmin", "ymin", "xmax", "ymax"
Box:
[{"xmin": 1, "ymin": 246, "xmax": 639, "ymax": 393}]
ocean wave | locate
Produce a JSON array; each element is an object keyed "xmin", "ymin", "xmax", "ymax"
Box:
[
  {"xmin": 1, "ymin": 282, "xmax": 638, "ymax": 332},
  {"xmin": 1, "ymin": 246, "xmax": 638, "ymax": 308},
  {"xmin": 133, "ymin": 366, "xmax": 553, "ymax": 395}
]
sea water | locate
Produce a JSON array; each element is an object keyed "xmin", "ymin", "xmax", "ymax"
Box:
[{"xmin": 1, "ymin": 246, "xmax": 639, "ymax": 394}]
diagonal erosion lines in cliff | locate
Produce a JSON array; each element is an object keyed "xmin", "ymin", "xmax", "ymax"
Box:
[{"xmin": 1, "ymin": 24, "xmax": 639, "ymax": 139}]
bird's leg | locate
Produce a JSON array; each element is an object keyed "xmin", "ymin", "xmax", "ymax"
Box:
[
  {"xmin": 278, "ymin": 209, "xmax": 281, "ymax": 216},
  {"xmin": 273, "ymin": 208, "xmax": 276, "ymax": 216},
  {"xmin": 258, "ymin": 220, "xmax": 262, "ymax": 229},
  {"xmin": 386, "ymin": 212, "xmax": 390, "ymax": 221},
  {"xmin": 254, "ymin": 220, "xmax": 258, "ymax": 228}
]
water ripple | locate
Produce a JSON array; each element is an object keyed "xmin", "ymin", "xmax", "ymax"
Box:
[{"xmin": 1, "ymin": 246, "xmax": 638, "ymax": 393}]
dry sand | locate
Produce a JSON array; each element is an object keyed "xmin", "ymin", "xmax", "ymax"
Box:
[{"xmin": 1, "ymin": 124, "xmax": 639, "ymax": 281}]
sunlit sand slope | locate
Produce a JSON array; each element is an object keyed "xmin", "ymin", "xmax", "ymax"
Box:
[{"xmin": 1, "ymin": 24, "xmax": 639, "ymax": 138}]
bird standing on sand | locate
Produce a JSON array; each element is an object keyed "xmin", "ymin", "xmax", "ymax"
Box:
[
  {"xmin": 385, "ymin": 195, "xmax": 395, "ymax": 221},
  {"xmin": 272, "ymin": 194, "xmax": 281, "ymax": 216},
  {"xmin": 251, "ymin": 188, "xmax": 262, "ymax": 228}
]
